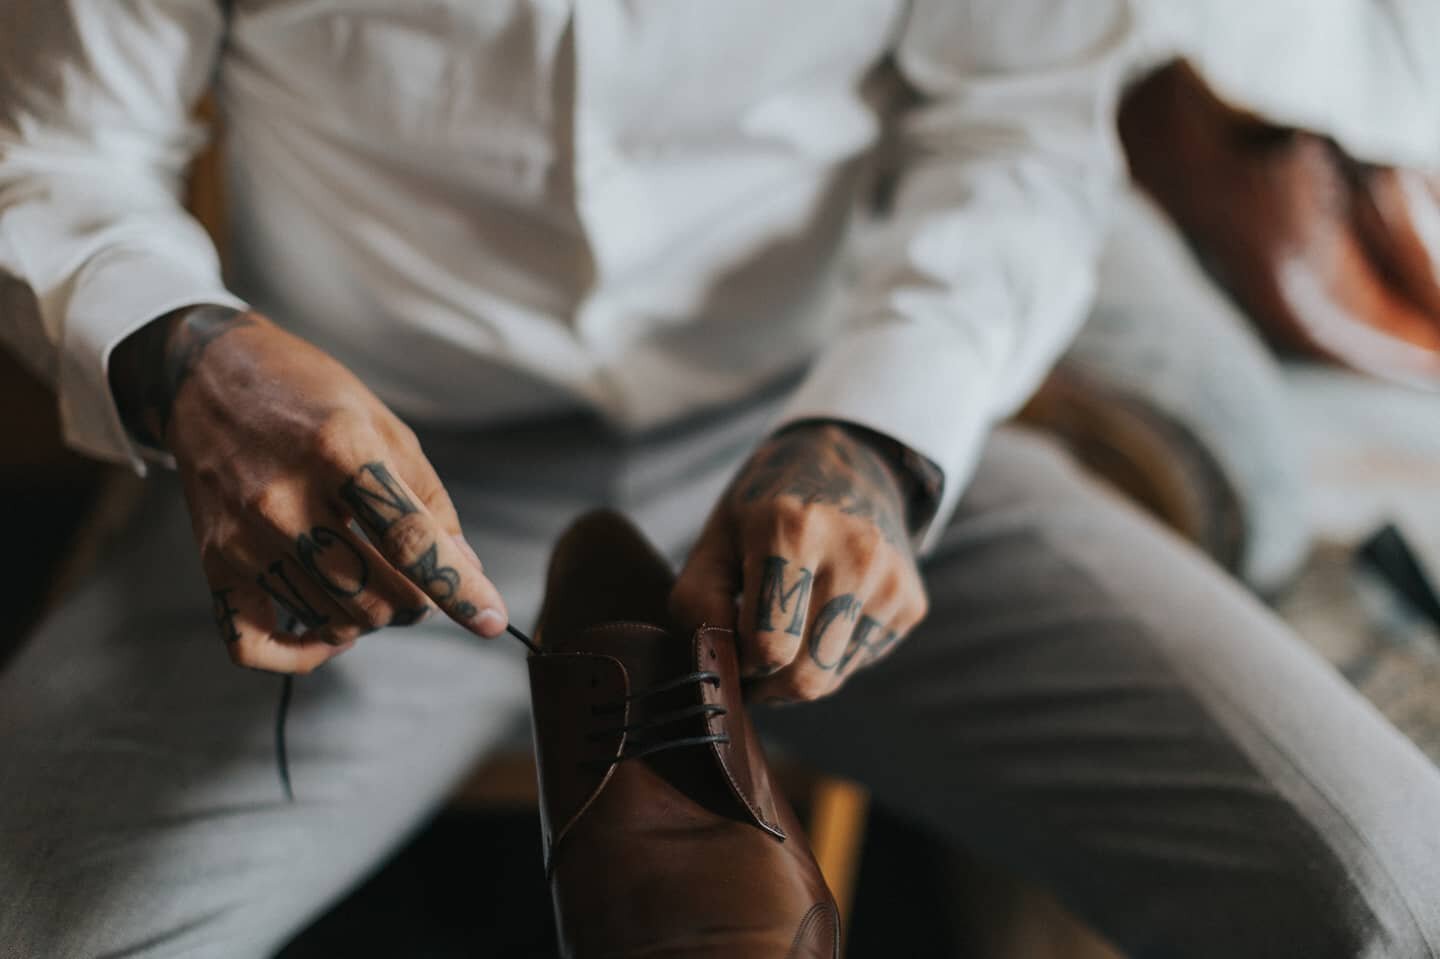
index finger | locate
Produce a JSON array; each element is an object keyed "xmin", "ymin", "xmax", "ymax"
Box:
[{"xmin": 337, "ymin": 459, "xmax": 508, "ymax": 637}]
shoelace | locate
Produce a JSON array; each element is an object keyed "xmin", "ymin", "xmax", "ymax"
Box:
[
  {"xmin": 584, "ymin": 670, "xmax": 729, "ymax": 767},
  {"xmin": 272, "ymin": 622, "xmax": 540, "ymax": 802}
]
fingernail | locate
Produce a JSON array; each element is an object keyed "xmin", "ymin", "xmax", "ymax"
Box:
[
  {"xmin": 475, "ymin": 607, "xmax": 507, "ymax": 637},
  {"xmin": 452, "ymin": 533, "xmax": 483, "ymax": 569}
]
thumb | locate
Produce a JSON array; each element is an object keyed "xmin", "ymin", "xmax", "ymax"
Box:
[{"xmin": 670, "ymin": 515, "xmax": 741, "ymax": 632}]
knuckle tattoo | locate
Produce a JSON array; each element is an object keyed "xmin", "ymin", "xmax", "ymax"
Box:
[
  {"xmin": 211, "ymin": 588, "xmax": 242, "ymax": 644},
  {"xmin": 806, "ymin": 594, "xmax": 859, "ymax": 671},
  {"xmin": 256, "ymin": 558, "xmax": 331, "ymax": 630},
  {"xmin": 340, "ymin": 461, "xmax": 418, "ymax": 534},
  {"xmin": 295, "ymin": 525, "xmax": 370, "ymax": 599},
  {"xmin": 395, "ymin": 541, "xmax": 477, "ymax": 624},
  {"xmin": 379, "ymin": 514, "xmax": 431, "ymax": 565},
  {"xmin": 755, "ymin": 555, "xmax": 812, "ymax": 636}
]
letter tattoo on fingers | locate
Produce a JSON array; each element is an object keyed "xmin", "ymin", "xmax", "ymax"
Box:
[
  {"xmin": 295, "ymin": 525, "xmax": 370, "ymax": 598},
  {"xmin": 836, "ymin": 613, "xmax": 899, "ymax": 675},
  {"xmin": 341, "ymin": 462, "xmax": 418, "ymax": 532},
  {"xmin": 212, "ymin": 588, "xmax": 242, "ymax": 643},
  {"xmin": 341, "ymin": 462, "xmax": 477, "ymax": 624},
  {"xmin": 256, "ymin": 558, "xmax": 331, "ymax": 630},
  {"xmin": 807, "ymin": 594, "xmax": 859, "ymax": 670},
  {"xmin": 402, "ymin": 542, "xmax": 476, "ymax": 622},
  {"xmin": 756, "ymin": 556, "xmax": 813, "ymax": 635}
]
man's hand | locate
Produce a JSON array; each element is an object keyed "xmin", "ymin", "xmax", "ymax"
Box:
[
  {"xmin": 110, "ymin": 305, "xmax": 507, "ymax": 674},
  {"xmin": 672, "ymin": 422, "xmax": 929, "ymax": 703}
]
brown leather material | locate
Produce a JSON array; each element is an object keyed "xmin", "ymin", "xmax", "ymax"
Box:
[
  {"xmin": 1351, "ymin": 168, "xmax": 1440, "ymax": 320},
  {"xmin": 528, "ymin": 652, "xmax": 629, "ymax": 871},
  {"xmin": 696, "ymin": 626, "xmax": 786, "ymax": 840},
  {"xmin": 529, "ymin": 510, "xmax": 839, "ymax": 958},
  {"xmin": 1119, "ymin": 59, "xmax": 1440, "ymax": 387}
]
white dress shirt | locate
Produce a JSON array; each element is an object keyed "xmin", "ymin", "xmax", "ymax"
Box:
[
  {"xmin": 1, "ymin": 0, "xmax": 1131, "ymax": 542},
  {"xmin": 1132, "ymin": 0, "xmax": 1440, "ymax": 171}
]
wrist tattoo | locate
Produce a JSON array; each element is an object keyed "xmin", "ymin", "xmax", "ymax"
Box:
[
  {"xmin": 736, "ymin": 424, "xmax": 910, "ymax": 546},
  {"xmin": 112, "ymin": 305, "xmax": 254, "ymax": 448}
]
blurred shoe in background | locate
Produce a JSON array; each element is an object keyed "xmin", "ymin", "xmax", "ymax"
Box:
[{"xmin": 1118, "ymin": 59, "xmax": 1440, "ymax": 388}]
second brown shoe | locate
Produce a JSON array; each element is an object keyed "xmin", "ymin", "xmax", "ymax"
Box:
[{"xmin": 526, "ymin": 510, "xmax": 839, "ymax": 958}]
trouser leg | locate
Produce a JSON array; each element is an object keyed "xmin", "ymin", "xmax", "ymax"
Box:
[
  {"xmin": 0, "ymin": 392, "xmax": 788, "ymax": 959},
  {"xmin": 760, "ymin": 427, "xmax": 1440, "ymax": 958},
  {"xmin": 0, "ymin": 470, "xmax": 540, "ymax": 958}
]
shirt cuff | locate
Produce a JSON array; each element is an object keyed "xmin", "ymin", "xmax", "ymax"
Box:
[
  {"xmin": 57, "ymin": 244, "xmax": 248, "ymax": 471},
  {"xmin": 772, "ymin": 322, "xmax": 999, "ymax": 553}
]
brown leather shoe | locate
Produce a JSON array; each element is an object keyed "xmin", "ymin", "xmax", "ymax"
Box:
[
  {"xmin": 1119, "ymin": 59, "xmax": 1440, "ymax": 386},
  {"xmin": 527, "ymin": 510, "xmax": 839, "ymax": 958}
]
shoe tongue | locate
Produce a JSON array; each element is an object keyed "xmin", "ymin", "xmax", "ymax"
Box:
[{"xmin": 562, "ymin": 621, "xmax": 694, "ymax": 697}]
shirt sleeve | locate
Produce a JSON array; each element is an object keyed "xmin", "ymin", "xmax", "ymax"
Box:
[
  {"xmin": 774, "ymin": 0, "xmax": 1134, "ymax": 551},
  {"xmin": 0, "ymin": 2, "xmax": 248, "ymax": 470}
]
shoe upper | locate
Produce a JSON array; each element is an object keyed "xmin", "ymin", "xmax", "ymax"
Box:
[{"xmin": 528, "ymin": 510, "xmax": 838, "ymax": 958}]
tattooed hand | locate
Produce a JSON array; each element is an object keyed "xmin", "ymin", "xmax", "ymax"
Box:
[
  {"xmin": 671, "ymin": 421, "xmax": 929, "ymax": 703},
  {"xmin": 109, "ymin": 305, "xmax": 508, "ymax": 674}
]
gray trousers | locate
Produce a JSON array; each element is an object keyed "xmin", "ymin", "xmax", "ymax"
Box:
[{"xmin": 3, "ymin": 394, "xmax": 1439, "ymax": 958}]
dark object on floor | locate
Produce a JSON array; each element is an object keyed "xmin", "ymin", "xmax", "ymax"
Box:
[
  {"xmin": 0, "ymin": 353, "xmax": 110, "ymax": 671},
  {"xmin": 528, "ymin": 510, "xmax": 838, "ymax": 957},
  {"xmin": 1358, "ymin": 523, "xmax": 1440, "ymax": 633},
  {"xmin": 1119, "ymin": 59, "xmax": 1440, "ymax": 387},
  {"xmin": 278, "ymin": 810, "xmax": 559, "ymax": 958},
  {"xmin": 280, "ymin": 802, "xmax": 958, "ymax": 958}
]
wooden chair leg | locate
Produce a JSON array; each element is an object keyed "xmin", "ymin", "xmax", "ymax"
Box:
[{"xmin": 807, "ymin": 776, "xmax": 870, "ymax": 947}]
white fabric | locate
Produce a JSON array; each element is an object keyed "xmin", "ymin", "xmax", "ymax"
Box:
[
  {"xmin": 0, "ymin": 0, "xmax": 1131, "ymax": 545},
  {"xmin": 1131, "ymin": 0, "xmax": 1440, "ymax": 170}
]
